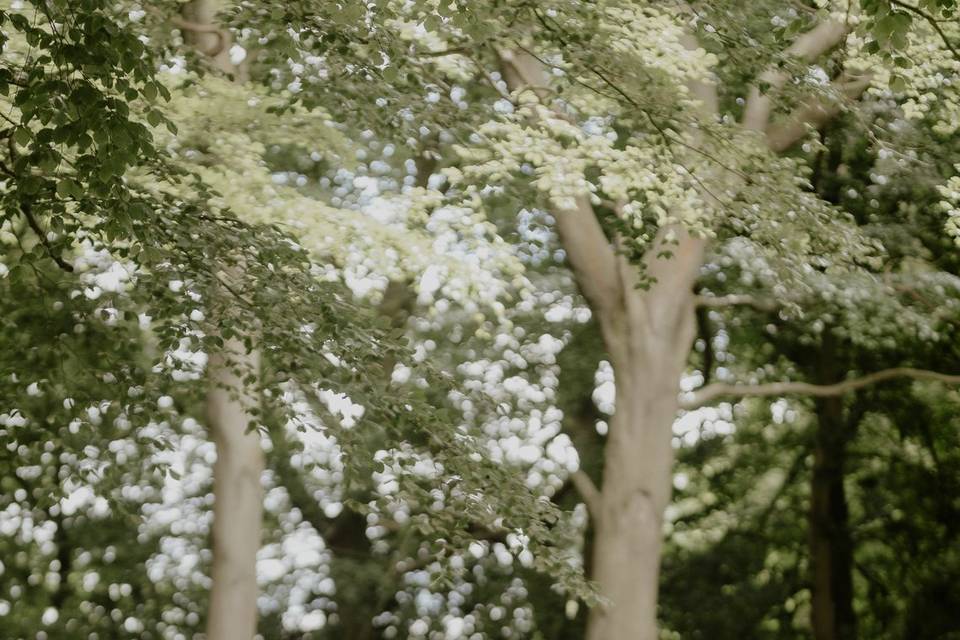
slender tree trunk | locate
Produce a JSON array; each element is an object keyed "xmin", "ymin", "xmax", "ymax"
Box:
[
  {"xmin": 178, "ymin": 2, "xmax": 263, "ymax": 637},
  {"xmin": 205, "ymin": 340, "xmax": 264, "ymax": 640},
  {"xmin": 810, "ymin": 338, "xmax": 857, "ymax": 640}
]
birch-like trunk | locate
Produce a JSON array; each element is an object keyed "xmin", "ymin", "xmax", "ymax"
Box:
[
  {"xmin": 205, "ymin": 340, "xmax": 264, "ymax": 640},
  {"xmin": 499, "ymin": 47, "xmax": 708, "ymax": 640},
  {"xmin": 585, "ymin": 375, "xmax": 683, "ymax": 640},
  {"xmin": 179, "ymin": 1, "xmax": 264, "ymax": 637},
  {"xmin": 497, "ymin": 14, "xmax": 871, "ymax": 638}
]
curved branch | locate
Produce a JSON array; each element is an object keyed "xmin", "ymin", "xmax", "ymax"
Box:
[
  {"xmin": 569, "ymin": 470, "xmax": 602, "ymax": 523},
  {"xmin": 171, "ymin": 15, "xmax": 223, "ymax": 35},
  {"xmin": 20, "ymin": 202, "xmax": 74, "ymax": 272},
  {"xmin": 681, "ymin": 367, "xmax": 960, "ymax": 410},
  {"xmin": 888, "ymin": 0, "xmax": 960, "ymax": 62},
  {"xmin": 765, "ymin": 74, "xmax": 873, "ymax": 152}
]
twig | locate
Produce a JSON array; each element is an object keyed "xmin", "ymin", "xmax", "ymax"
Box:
[
  {"xmin": 889, "ymin": 0, "xmax": 960, "ymax": 62},
  {"xmin": 19, "ymin": 202, "xmax": 74, "ymax": 272},
  {"xmin": 694, "ymin": 293, "xmax": 776, "ymax": 311},
  {"xmin": 569, "ymin": 470, "xmax": 603, "ymax": 523}
]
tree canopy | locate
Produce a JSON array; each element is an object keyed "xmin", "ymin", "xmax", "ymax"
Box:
[{"xmin": 1, "ymin": 1, "xmax": 959, "ymax": 639}]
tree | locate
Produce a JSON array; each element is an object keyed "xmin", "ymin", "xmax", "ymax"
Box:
[
  {"xmin": 265, "ymin": 3, "xmax": 958, "ymax": 637},
  {"xmin": 1, "ymin": 1, "xmax": 591, "ymax": 638},
  {"xmin": 5, "ymin": 1, "xmax": 960, "ymax": 638}
]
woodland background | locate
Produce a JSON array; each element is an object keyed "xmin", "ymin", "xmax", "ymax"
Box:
[{"xmin": 1, "ymin": 1, "xmax": 960, "ymax": 639}]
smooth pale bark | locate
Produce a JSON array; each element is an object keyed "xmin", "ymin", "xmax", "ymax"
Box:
[
  {"xmin": 179, "ymin": 1, "xmax": 264, "ymax": 638},
  {"xmin": 205, "ymin": 340, "xmax": 264, "ymax": 640},
  {"xmin": 500, "ymin": 47, "xmax": 705, "ymax": 640},
  {"xmin": 741, "ymin": 20, "xmax": 848, "ymax": 131},
  {"xmin": 499, "ymin": 18, "xmax": 955, "ymax": 640},
  {"xmin": 585, "ymin": 233, "xmax": 703, "ymax": 640},
  {"xmin": 180, "ymin": 0, "xmax": 240, "ymax": 77}
]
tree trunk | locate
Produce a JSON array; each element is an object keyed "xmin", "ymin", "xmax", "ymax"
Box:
[
  {"xmin": 177, "ymin": 3, "xmax": 264, "ymax": 637},
  {"xmin": 205, "ymin": 339, "xmax": 264, "ymax": 640},
  {"xmin": 585, "ymin": 234, "xmax": 704, "ymax": 640},
  {"xmin": 498, "ymin": 47, "xmax": 708, "ymax": 640},
  {"xmin": 809, "ymin": 338, "xmax": 857, "ymax": 640},
  {"xmin": 586, "ymin": 372, "xmax": 685, "ymax": 640}
]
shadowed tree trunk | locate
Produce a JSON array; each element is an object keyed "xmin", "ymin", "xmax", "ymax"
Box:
[{"xmin": 810, "ymin": 336, "xmax": 857, "ymax": 640}]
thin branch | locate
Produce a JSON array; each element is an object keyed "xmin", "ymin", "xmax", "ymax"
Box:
[
  {"xmin": 470, "ymin": 49, "xmax": 513, "ymax": 100},
  {"xmin": 20, "ymin": 202, "xmax": 74, "ymax": 272},
  {"xmin": 694, "ymin": 293, "xmax": 776, "ymax": 311},
  {"xmin": 889, "ymin": 0, "xmax": 960, "ymax": 61},
  {"xmin": 415, "ymin": 45, "xmax": 474, "ymax": 58},
  {"xmin": 528, "ymin": 10, "xmax": 749, "ymax": 184},
  {"xmin": 569, "ymin": 470, "xmax": 602, "ymax": 523},
  {"xmin": 681, "ymin": 367, "xmax": 960, "ymax": 410}
]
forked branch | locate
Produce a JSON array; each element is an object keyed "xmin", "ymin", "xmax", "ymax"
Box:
[{"xmin": 766, "ymin": 73, "xmax": 873, "ymax": 152}]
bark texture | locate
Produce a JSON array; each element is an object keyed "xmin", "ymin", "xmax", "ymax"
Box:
[{"xmin": 584, "ymin": 233, "xmax": 703, "ymax": 640}]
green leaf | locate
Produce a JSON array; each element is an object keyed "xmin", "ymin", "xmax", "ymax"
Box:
[
  {"xmin": 56, "ymin": 178, "xmax": 81, "ymax": 198},
  {"xmin": 13, "ymin": 127, "xmax": 31, "ymax": 147}
]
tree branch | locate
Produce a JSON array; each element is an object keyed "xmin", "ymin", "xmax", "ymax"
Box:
[
  {"xmin": 888, "ymin": 0, "xmax": 960, "ymax": 62},
  {"xmin": 680, "ymin": 32, "xmax": 719, "ymax": 116},
  {"xmin": 681, "ymin": 367, "xmax": 960, "ymax": 410},
  {"xmin": 694, "ymin": 293, "xmax": 776, "ymax": 310},
  {"xmin": 171, "ymin": 15, "xmax": 223, "ymax": 35},
  {"xmin": 498, "ymin": 50, "xmax": 622, "ymax": 316},
  {"xmin": 742, "ymin": 19, "xmax": 849, "ymax": 132},
  {"xmin": 415, "ymin": 45, "xmax": 474, "ymax": 58},
  {"xmin": 175, "ymin": 2, "xmax": 234, "ymax": 70},
  {"xmin": 569, "ymin": 470, "xmax": 602, "ymax": 523},
  {"xmin": 20, "ymin": 202, "xmax": 74, "ymax": 272},
  {"xmin": 765, "ymin": 73, "xmax": 873, "ymax": 152}
]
